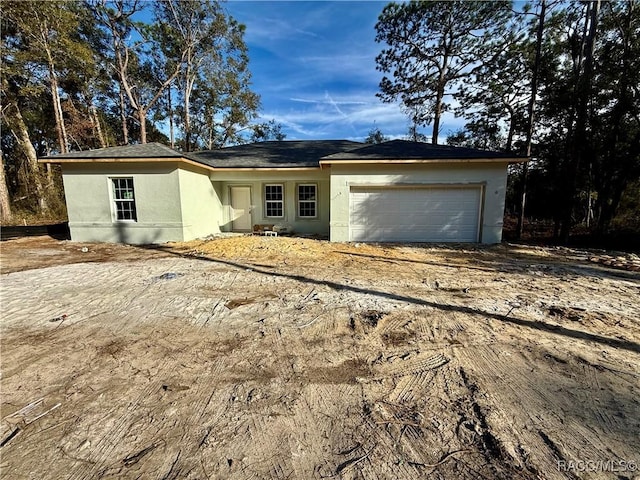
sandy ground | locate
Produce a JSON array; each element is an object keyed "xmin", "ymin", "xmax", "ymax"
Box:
[{"xmin": 1, "ymin": 236, "xmax": 639, "ymax": 479}]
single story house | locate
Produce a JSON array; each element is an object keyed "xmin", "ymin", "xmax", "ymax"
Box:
[{"xmin": 40, "ymin": 140, "xmax": 526, "ymax": 244}]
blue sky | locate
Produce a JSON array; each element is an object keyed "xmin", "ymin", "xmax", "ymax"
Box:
[{"xmin": 225, "ymin": 1, "xmax": 464, "ymax": 142}]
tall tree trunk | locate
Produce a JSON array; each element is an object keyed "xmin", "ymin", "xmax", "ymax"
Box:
[
  {"xmin": 586, "ymin": 160, "xmax": 592, "ymax": 227},
  {"xmin": 139, "ymin": 109, "xmax": 147, "ymax": 144},
  {"xmin": 43, "ymin": 42, "xmax": 69, "ymax": 154},
  {"xmin": 560, "ymin": 0, "xmax": 601, "ymax": 242},
  {"xmin": 7, "ymin": 101, "xmax": 48, "ymax": 212},
  {"xmin": 432, "ymin": 46, "xmax": 450, "ymax": 146},
  {"xmin": 505, "ymin": 105, "xmax": 515, "ymax": 152},
  {"xmin": 183, "ymin": 65, "xmax": 195, "ymax": 152},
  {"xmin": 207, "ymin": 115, "xmax": 214, "ymax": 150},
  {"xmin": 0, "ymin": 149, "xmax": 12, "ymax": 223},
  {"xmin": 119, "ymin": 85, "xmax": 129, "ymax": 145},
  {"xmin": 90, "ymin": 104, "xmax": 107, "ymax": 148},
  {"xmin": 184, "ymin": 95, "xmax": 191, "ymax": 152},
  {"xmin": 597, "ymin": 180, "xmax": 626, "ymax": 234},
  {"xmin": 517, "ymin": 0, "xmax": 546, "ymax": 239},
  {"xmin": 595, "ymin": 1, "xmax": 636, "ymax": 233},
  {"xmin": 50, "ymin": 74, "xmax": 68, "ymax": 153},
  {"xmin": 432, "ymin": 82, "xmax": 445, "ymax": 145},
  {"xmin": 168, "ymin": 87, "xmax": 175, "ymax": 149}
]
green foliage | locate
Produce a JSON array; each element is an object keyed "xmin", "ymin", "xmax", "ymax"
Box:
[
  {"xmin": 454, "ymin": 22, "xmax": 531, "ymax": 153},
  {"xmin": 2, "ymin": 1, "xmax": 96, "ymax": 151},
  {"xmin": 152, "ymin": 0, "xmax": 260, "ymax": 150},
  {"xmin": 375, "ymin": 0, "xmax": 512, "ymax": 144},
  {"xmin": 250, "ymin": 120, "xmax": 287, "ymax": 143},
  {"xmin": 611, "ymin": 180, "xmax": 640, "ymax": 232},
  {"xmin": 524, "ymin": 1, "xmax": 640, "ymax": 236},
  {"xmin": 446, "ymin": 120, "xmax": 504, "ymax": 151},
  {"xmin": 364, "ymin": 126, "xmax": 389, "ymax": 144}
]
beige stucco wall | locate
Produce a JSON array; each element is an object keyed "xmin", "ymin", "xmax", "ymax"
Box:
[
  {"xmin": 60, "ymin": 159, "xmax": 508, "ymax": 245},
  {"xmin": 211, "ymin": 170, "xmax": 330, "ymax": 236},
  {"xmin": 178, "ymin": 165, "xmax": 222, "ymax": 240},
  {"xmin": 328, "ymin": 162, "xmax": 509, "ymax": 244},
  {"xmin": 61, "ymin": 161, "xmax": 202, "ymax": 244}
]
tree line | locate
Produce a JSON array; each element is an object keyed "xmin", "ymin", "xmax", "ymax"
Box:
[
  {"xmin": 375, "ymin": 0, "xmax": 640, "ymax": 242},
  {"xmin": 0, "ymin": 0, "xmax": 284, "ymax": 223}
]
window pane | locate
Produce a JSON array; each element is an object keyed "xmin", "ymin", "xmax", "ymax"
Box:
[
  {"xmin": 265, "ymin": 185, "xmax": 283, "ymax": 200},
  {"xmin": 112, "ymin": 178, "xmax": 137, "ymax": 221},
  {"xmin": 299, "ymin": 201, "xmax": 316, "ymax": 217},
  {"xmin": 266, "ymin": 202, "xmax": 282, "ymax": 217},
  {"xmin": 113, "ymin": 178, "xmax": 135, "ymax": 200},
  {"xmin": 265, "ymin": 185, "xmax": 283, "ymax": 217},
  {"xmin": 298, "ymin": 185, "xmax": 316, "ymax": 201},
  {"xmin": 116, "ymin": 200, "xmax": 137, "ymax": 220},
  {"xmin": 298, "ymin": 185, "xmax": 316, "ymax": 217}
]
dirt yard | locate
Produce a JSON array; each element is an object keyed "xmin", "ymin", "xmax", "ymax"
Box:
[{"xmin": 1, "ymin": 235, "xmax": 638, "ymax": 479}]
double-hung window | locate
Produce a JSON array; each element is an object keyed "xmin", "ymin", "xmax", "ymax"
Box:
[
  {"xmin": 297, "ymin": 184, "xmax": 317, "ymax": 218},
  {"xmin": 264, "ymin": 184, "xmax": 284, "ymax": 218},
  {"xmin": 112, "ymin": 178, "xmax": 137, "ymax": 221}
]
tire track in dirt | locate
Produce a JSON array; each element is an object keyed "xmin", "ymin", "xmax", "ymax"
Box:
[
  {"xmin": 289, "ymin": 384, "xmax": 359, "ymax": 478},
  {"xmin": 0, "ymin": 314, "xmax": 110, "ymax": 383},
  {"xmin": 203, "ymin": 311, "xmax": 310, "ymax": 478},
  {"xmin": 456, "ymin": 343, "xmax": 639, "ymax": 478},
  {"xmin": 352, "ymin": 347, "xmax": 481, "ymax": 478},
  {"xmin": 65, "ymin": 364, "xmax": 172, "ymax": 479},
  {"xmin": 237, "ymin": 406, "xmax": 294, "ymax": 478},
  {"xmin": 152, "ymin": 359, "xmax": 231, "ymax": 478},
  {"xmin": 377, "ymin": 312, "xmax": 411, "ymax": 334}
]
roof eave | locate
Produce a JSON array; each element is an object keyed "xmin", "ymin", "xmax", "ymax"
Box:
[
  {"xmin": 206, "ymin": 166, "xmax": 321, "ymax": 171},
  {"xmin": 39, "ymin": 157, "xmax": 326, "ymax": 171},
  {"xmin": 39, "ymin": 156, "xmax": 217, "ymax": 172}
]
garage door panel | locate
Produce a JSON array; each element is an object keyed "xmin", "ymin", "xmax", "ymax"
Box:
[{"xmin": 349, "ymin": 186, "xmax": 481, "ymax": 242}]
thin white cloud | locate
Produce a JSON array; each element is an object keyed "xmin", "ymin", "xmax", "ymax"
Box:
[
  {"xmin": 294, "ymin": 53, "xmax": 380, "ymax": 85},
  {"xmin": 288, "ymin": 97, "xmax": 321, "ymax": 104},
  {"xmin": 260, "ymin": 89, "xmax": 412, "ymax": 140},
  {"xmin": 228, "ymin": 2, "xmax": 359, "ymax": 49},
  {"xmin": 325, "ymin": 91, "xmax": 359, "ymax": 136},
  {"xmin": 289, "ymin": 97, "xmax": 368, "ymax": 106},
  {"xmin": 324, "ymin": 92, "xmax": 347, "ymax": 118}
]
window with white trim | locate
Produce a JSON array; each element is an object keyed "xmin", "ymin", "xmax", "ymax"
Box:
[
  {"xmin": 112, "ymin": 177, "xmax": 137, "ymax": 221},
  {"xmin": 297, "ymin": 184, "xmax": 317, "ymax": 218},
  {"xmin": 264, "ymin": 184, "xmax": 284, "ymax": 218}
]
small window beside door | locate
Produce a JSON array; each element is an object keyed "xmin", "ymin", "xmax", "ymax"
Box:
[
  {"xmin": 111, "ymin": 177, "xmax": 137, "ymax": 221},
  {"xmin": 264, "ymin": 184, "xmax": 284, "ymax": 218}
]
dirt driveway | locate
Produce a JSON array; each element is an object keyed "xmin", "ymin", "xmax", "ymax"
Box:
[{"xmin": 1, "ymin": 236, "xmax": 639, "ymax": 479}]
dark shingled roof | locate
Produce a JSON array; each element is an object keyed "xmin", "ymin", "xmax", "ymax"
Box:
[
  {"xmin": 41, "ymin": 139, "xmax": 526, "ymax": 168},
  {"xmin": 191, "ymin": 140, "xmax": 363, "ymax": 168},
  {"xmin": 42, "ymin": 142, "xmax": 185, "ymax": 159},
  {"xmin": 322, "ymin": 139, "xmax": 523, "ymax": 161}
]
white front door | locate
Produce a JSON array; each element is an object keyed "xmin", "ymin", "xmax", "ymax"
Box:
[{"xmin": 231, "ymin": 186, "xmax": 252, "ymax": 231}]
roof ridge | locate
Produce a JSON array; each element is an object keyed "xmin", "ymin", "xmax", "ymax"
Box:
[{"xmin": 320, "ymin": 139, "xmax": 527, "ymax": 161}]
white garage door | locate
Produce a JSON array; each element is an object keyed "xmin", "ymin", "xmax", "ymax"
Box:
[{"xmin": 349, "ymin": 186, "xmax": 481, "ymax": 242}]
